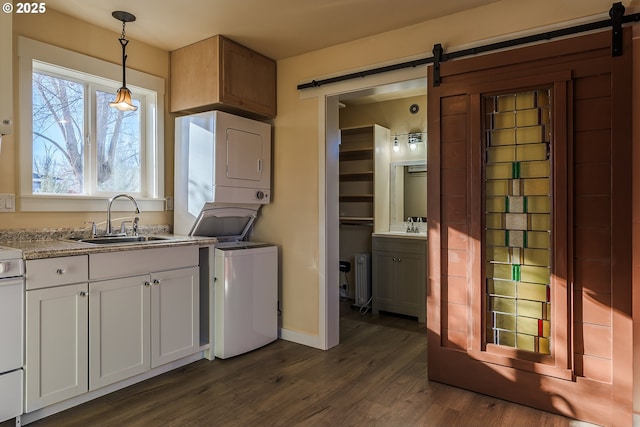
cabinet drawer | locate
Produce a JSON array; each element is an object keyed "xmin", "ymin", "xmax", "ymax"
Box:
[
  {"xmin": 89, "ymin": 246, "xmax": 198, "ymax": 280},
  {"xmin": 373, "ymin": 236, "xmax": 426, "ymax": 254},
  {"xmin": 26, "ymin": 255, "xmax": 88, "ymax": 290}
]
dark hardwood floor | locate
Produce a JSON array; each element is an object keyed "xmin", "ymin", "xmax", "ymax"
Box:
[{"xmin": 21, "ymin": 301, "xmax": 594, "ymax": 426}]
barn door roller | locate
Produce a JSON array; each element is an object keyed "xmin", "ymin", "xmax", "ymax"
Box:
[{"xmin": 611, "ymin": 2, "xmax": 625, "ymax": 57}]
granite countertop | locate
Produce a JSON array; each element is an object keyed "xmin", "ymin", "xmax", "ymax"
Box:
[{"xmin": 0, "ymin": 227, "xmax": 218, "ymax": 260}]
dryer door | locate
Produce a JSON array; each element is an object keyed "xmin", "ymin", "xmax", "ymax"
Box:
[{"xmin": 226, "ymin": 128, "xmax": 263, "ymax": 182}]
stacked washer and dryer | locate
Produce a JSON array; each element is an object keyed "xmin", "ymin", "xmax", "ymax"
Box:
[{"xmin": 174, "ymin": 110, "xmax": 277, "ymax": 359}]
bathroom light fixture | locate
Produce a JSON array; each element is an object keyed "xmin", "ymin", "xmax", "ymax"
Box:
[
  {"xmin": 109, "ymin": 11, "xmax": 138, "ymax": 112},
  {"xmin": 393, "ymin": 134, "xmax": 400, "ymax": 153},
  {"xmin": 408, "ymin": 132, "xmax": 423, "ymax": 152}
]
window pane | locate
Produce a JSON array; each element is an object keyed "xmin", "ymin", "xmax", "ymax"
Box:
[
  {"xmin": 484, "ymin": 89, "xmax": 552, "ymax": 355},
  {"xmin": 96, "ymin": 90, "xmax": 141, "ymax": 193},
  {"xmin": 32, "ymin": 72, "xmax": 85, "ymax": 194}
]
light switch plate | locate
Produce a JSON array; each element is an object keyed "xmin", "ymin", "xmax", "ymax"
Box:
[{"xmin": 0, "ymin": 194, "xmax": 15, "ymax": 212}]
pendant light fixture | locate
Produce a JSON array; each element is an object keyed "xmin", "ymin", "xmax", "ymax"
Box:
[{"xmin": 109, "ymin": 11, "xmax": 138, "ymax": 111}]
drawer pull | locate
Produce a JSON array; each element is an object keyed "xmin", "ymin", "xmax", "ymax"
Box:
[
  {"xmin": 79, "ymin": 291, "xmax": 89, "ymax": 297},
  {"xmin": 56, "ymin": 268, "xmax": 66, "ymax": 275}
]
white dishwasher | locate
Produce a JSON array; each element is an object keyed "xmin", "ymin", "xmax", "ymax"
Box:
[{"xmin": 213, "ymin": 242, "xmax": 278, "ymax": 359}]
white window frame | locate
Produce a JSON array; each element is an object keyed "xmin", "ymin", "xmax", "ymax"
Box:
[{"xmin": 18, "ymin": 36, "xmax": 165, "ymax": 212}]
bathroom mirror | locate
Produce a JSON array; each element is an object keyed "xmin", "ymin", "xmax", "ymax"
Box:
[{"xmin": 389, "ymin": 161, "xmax": 427, "ymax": 229}]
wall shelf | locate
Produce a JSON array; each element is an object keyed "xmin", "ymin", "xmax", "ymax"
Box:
[
  {"xmin": 339, "ymin": 194, "xmax": 374, "ymax": 202},
  {"xmin": 339, "ymin": 171, "xmax": 374, "ymax": 181}
]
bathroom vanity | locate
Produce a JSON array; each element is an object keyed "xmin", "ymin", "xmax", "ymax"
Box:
[{"xmin": 371, "ymin": 233, "xmax": 426, "ymax": 322}]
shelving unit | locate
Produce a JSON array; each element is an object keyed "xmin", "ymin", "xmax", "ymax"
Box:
[
  {"xmin": 338, "ymin": 124, "xmax": 390, "ymax": 300},
  {"xmin": 339, "ymin": 127, "xmax": 376, "ymax": 224}
]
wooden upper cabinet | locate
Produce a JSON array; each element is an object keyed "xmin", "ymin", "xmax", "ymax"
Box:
[{"xmin": 170, "ymin": 35, "xmax": 276, "ymax": 118}]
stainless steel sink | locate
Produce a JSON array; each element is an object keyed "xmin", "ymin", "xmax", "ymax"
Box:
[{"xmin": 71, "ymin": 235, "xmax": 176, "ymax": 245}]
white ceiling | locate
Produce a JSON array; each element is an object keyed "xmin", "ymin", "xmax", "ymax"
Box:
[{"xmin": 45, "ymin": 0, "xmax": 500, "ymax": 60}]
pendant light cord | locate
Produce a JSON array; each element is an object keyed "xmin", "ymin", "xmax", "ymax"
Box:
[{"xmin": 118, "ymin": 21, "xmax": 129, "ymax": 89}]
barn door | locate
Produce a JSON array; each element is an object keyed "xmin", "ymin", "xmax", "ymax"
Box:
[{"xmin": 427, "ymin": 29, "xmax": 632, "ymax": 427}]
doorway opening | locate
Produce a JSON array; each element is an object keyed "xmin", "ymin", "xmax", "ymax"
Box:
[{"xmin": 324, "ymin": 76, "xmax": 428, "ymax": 343}]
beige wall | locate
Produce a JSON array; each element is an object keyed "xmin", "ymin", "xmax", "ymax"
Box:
[
  {"xmin": 340, "ymin": 94, "xmax": 428, "ymax": 163},
  {"xmin": 2, "ymin": 9, "xmax": 172, "ymax": 229}
]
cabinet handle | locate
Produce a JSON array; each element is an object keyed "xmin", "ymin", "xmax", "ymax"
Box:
[
  {"xmin": 56, "ymin": 268, "xmax": 65, "ymax": 275},
  {"xmin": 397, "ymin": 258, "xmax": 402, "ymax": 262},
  {"xmin": 79, "ymin": 291, "xmax": 88, "ymax": 297},
  {"xmin": 144, "ymin": 281, "xmax": 151, "ymax": 287},
  {"xmin": 153, "ymin": 279, "xmax": 160, "ymax": 285}
]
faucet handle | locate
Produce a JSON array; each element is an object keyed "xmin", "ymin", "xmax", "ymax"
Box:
[
  {"xmin": 120, "ymin": 220, "xmax": 133, "ymax": 235},
  {"xmin": 84, "ymin": 221, "xmax": 97, "ymax": 237},
  {"xmin": 133, "ymin": 217, "xmax": 139, "ymax": 236}
]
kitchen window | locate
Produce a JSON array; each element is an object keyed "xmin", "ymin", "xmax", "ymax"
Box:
[{"xmin": 18, "ymin": 36, "xmax": 165, "ymax": 212}]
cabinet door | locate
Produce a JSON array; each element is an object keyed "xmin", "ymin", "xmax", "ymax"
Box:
[
  {"xmin": 150, "ymin": 267, "xmax": 200, "ymax": 368},
  {"xmin": 25, "ymin": 284, "xmax": 88, "ymax": 412},
  {"xmin": 372, "ymin": 251, "xmax": 396, "ymax": 313},
  {"xmin": 395, "ymin": 252, "xmax": 426, "ymax": 321},
  {"xmin": 89, "ymin": 275, "xmax": 150, "ymax": 390},
  {"xmin": 220, "ymin": 37, "xmax": 276, "ymax": 118}
]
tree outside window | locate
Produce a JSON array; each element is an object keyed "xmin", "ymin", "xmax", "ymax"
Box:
[{"xmin": 32, "ymin": 71, "xmax": 142, "ymax": 195}]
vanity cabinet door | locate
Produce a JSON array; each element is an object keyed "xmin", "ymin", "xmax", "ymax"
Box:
[
  {"xmin": 25, "ymin": 283, "xmax": 88, "ymax": 412},
  {"xmin": 394, "ymin": 251, "xmax": 426, "ymax": 321},
  {"xmin": 372, "ymin": 251, "xmax": 396, "ymax": 308},
  {"xmin": 89, "ymin": 275, "xmax": 151, "ymax": 390},
  {"xmin": 150, "ymin": 267, "xmax": 199, "ymax": 368}
]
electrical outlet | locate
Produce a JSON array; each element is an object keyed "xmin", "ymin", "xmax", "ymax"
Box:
[
  {"xmin": 0, "ymin": 194, "xmax": 15, "ymax": 212},
  {"xmin": 165, "ymin": 196, "xmax": 174, "ymax": 211}
]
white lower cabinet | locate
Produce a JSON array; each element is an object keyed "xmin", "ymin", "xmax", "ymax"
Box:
[
  {"xmin": 151, "ymin": 267, "xmax": 200, "ymax": 368},
  {"xmin": 88, "ymin": 266, "xmax": 199, "ymax": 390},
  {"xmin": 24, "ymin": 246, "xmax": 200, "ymax": 413},
  {"xmin": 89, "ymin": 274, "xmax": 150, "ymax": 390},
  {"xmin": 25, "ymin": 283, "xmax": 89, "ymax": 412}
]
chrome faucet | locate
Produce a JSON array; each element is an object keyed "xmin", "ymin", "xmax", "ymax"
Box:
[
  {"xmin": 406, "ymin": 217, "xmax": 422, "ymax": 233},
  {"xmin": 106, "ymin": 194, "xmax": 141, "ymax": 236},
  {"xmin": 406, "ymin": 217, "xmax": 416, "ymax": 233}
]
